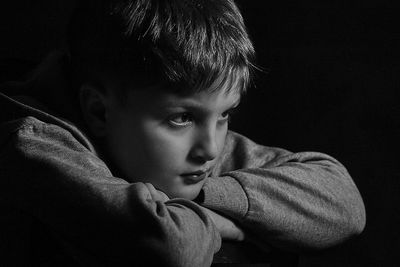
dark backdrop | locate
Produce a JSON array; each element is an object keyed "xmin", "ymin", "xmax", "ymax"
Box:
[{"xmin": 1, "ymin": 2, "xmax": 399, "ymax": 266}]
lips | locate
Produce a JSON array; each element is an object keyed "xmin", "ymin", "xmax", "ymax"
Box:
[{"xmin": 181, "ymin": 170, "xmax": 209, "ymax": 185}]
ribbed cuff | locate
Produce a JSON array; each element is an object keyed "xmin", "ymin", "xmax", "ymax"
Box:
[{"xmin": 200, "ymin": 175, "xmax": 249, "ymax": 219}]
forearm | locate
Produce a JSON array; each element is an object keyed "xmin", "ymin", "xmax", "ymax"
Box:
[
  {"xmin": 0, "ymin": 121, "xmax": 221, "ymax": 266},
  {"xmin": 4, "ymin": 166, "xmax": 220, "ymax": 266},
  {"xmin": 200, "ymin": 206, "xmax": 245, "ymax": 242},
  {"xmin": 199, "ymin": 132, "xmax": 366, "ymax": 251}
]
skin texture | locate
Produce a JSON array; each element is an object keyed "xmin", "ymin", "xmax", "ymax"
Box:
[{"xmin": 81, "ymin": 83, "xmax": 240, "ymax": 200}]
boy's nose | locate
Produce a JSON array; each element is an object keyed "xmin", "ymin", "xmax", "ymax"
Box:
[{"xmin": 190, "ymin": 126, "xmax": 219, "ymax": 163}]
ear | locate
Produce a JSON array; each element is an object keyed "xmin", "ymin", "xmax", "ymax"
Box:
[{"xmin": 79, "ymin": 83, "xmax": 109, "ymax": 137}]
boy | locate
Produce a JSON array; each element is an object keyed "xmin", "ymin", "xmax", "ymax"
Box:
[{"xmin": 0, "ymin": 0, "xmax": 365, "ymax": 266}]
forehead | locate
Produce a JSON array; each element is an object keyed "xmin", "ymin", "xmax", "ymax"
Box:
[
  {"xmin": 157, "ymin": 88, "xmax": 241, "ymax": 110},
  {"xmin": 121, "ymin": 85, "xmax": 240, "ymax": 114}
]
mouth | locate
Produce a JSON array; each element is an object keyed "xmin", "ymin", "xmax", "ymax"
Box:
[{"xmin": 181, "ymin": 170, "xmax": 210, "ymax": 185}]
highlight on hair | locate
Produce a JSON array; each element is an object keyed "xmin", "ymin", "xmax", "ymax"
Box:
[{"xmin": 67, "ymin": 0, "xmax": 255, "ymax": 95}]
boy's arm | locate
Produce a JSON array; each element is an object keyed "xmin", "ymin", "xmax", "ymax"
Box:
[
  {"xmin": 201, "ymin": 206, "xmax": 245, "ymax": 241},
  {"xmin": 0, "ymin": 118, "xmax": 221, "ymax": 266},
  {"xmin": 197, "ymin": 131, "xmax": 366, "ymax": 251}
]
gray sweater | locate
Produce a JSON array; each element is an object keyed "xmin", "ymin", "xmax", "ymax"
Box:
[{"xmin": 0, "ymin": 53, "xmax": 365, "ymax": 266}]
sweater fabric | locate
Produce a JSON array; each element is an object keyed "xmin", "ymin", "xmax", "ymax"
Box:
[{"xmin": 0, "ymin": 52, "xmax": 366, "ymax": 266}]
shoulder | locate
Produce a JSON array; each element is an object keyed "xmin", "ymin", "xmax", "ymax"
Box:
[
  {"xmin": 224, "ymin": 130, "xmax": 345, "ymax": 168},
  {"xmin": 215, "ymin": 131, "xmax": 292, "ymax": 173},
  {"xmin": 224, "ymin": 130, "xmax": 291, "ymax": 160},
  {"xmin": 0, "ymin": 115, "xmax": 112, "ymax": 178},
  {"xmin": 0, "ymin": 116, "xmax": 96, "ymax": 159}
]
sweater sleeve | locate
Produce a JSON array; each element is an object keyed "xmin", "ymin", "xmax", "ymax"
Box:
[
  {"xmin": 0, "ymin": 117, "xmax": 221, "ymax": 267},
  {"xmin": 199, "ymin": 131, "xmax": 366, "ymax": 251}
]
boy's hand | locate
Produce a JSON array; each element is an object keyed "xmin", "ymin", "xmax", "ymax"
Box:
[
  {"xmin": 201, "ymin": 207, "xmax": 245, "ymax": 241},
  {"xmin": 144, "ymin": 183, "xmax": 170, "ymax": 202}
]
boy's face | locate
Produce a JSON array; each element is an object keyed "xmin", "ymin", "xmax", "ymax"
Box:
[{"xmin": 101, "ymin": 85, "xmax": 240, "ymax": 200}]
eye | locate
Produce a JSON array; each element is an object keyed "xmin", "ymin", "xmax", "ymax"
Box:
[
  {"xmin": 168, "ymin": 112, "xmax": 194, "ymax": 127},
  {"xmin": 220, "ymin": 108, "xmax": 237, "ymax": 122}
]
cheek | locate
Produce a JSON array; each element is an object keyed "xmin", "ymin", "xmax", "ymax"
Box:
[
  {"xmin": 138, "ymin": 124, "xmax": 191, "ymax": 171},
  {"xmin": 216, "ymin": 124, "xmax": 228, "ymax": 154}
]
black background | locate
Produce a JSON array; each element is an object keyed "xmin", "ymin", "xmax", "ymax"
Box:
[{"xmin": 1, "ymin": 2, "xmax": 399, "ymax": 266}]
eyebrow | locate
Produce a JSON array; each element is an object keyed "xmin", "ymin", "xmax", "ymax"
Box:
[{"xmin": 162, "ymin": 96, "xmax": 241, "ymax": 113}]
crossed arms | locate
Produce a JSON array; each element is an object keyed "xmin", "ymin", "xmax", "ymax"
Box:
[{"xmin": 0, "ymin": 116, "xmax": 366, "ymax": 266}]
